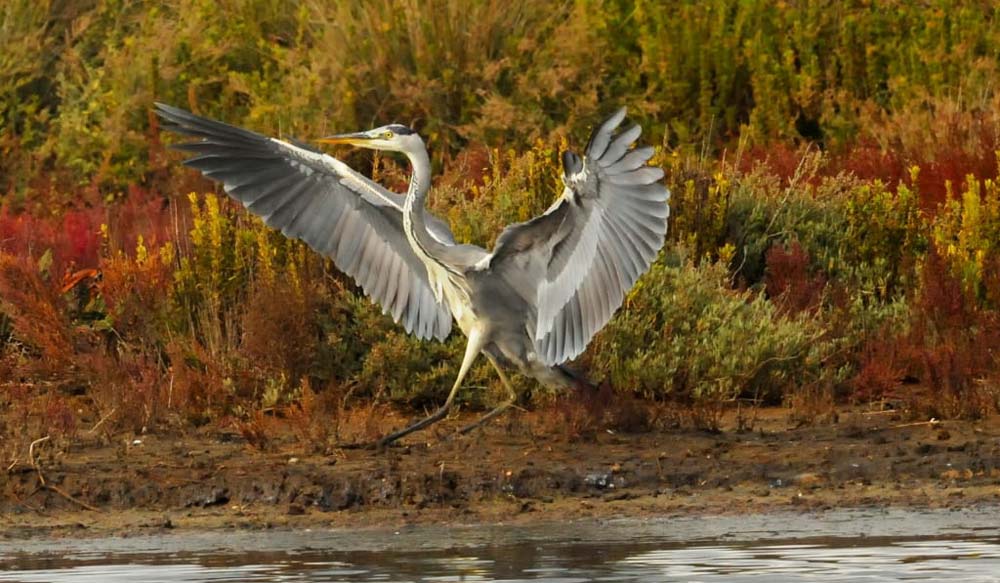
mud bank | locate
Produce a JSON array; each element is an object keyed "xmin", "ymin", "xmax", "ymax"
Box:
[{"xmin": 3, "ymin": 407, "xmax": 1000, "ymax": 539}]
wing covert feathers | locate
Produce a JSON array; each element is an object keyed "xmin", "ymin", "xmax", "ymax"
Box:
[
  {"xmin": 156, "ymin": 103, "xmax": 453, "ymax": 341},
  {"xmin": 490, "ymin": 106, "xmax": 670, "ymax": 365}
]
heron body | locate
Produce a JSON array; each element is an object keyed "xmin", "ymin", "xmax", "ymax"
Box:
[{"xmin": 156, "ymin": 104, "xmax": 670, "ymax": 445}]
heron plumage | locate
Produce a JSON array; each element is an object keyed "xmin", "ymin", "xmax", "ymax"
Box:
[
  {"xmin": 155, "ymin": 103, "xmax": 454, "ymax": 341},
  {"xmin": 488, "ymin": 107, "xmax": 670, "ymax": 365},
  {"xmin": 157, "ymin": 102, "xmax": 669, "ymax": 445}
]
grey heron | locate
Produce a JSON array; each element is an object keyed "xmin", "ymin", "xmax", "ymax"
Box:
[{"xmin": 155, "ymin": 103, "xmax": 670, "ymax": 446}]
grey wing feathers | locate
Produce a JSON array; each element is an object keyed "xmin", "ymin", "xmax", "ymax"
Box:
[
  {"xmin": 155, "ymin": 103, "xmax": 452, "ymax": 341},
  {"xmin": 490, "ymin": 106, "xmax": 670, "ymax": 365}
]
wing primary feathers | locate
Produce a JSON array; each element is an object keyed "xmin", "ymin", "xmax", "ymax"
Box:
[
  {"xmin": 599, "ymin": 124, "xmax": 642, "ymax": 166},
  {"xmin": 489, "ymin": 106, "xmax": 669, "ymax": 365},
  {"xmin": 156, "ymin": 103, "xmax": 455, "ymax": 342},
  {"xmin": 586, "ymin": 107, "xmax": 627, "ymax": 160}
]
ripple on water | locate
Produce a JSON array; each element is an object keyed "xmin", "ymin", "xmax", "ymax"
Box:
[{"xmin": 2, "ymin": 510, "xmax": 1000, "ymax": 582}]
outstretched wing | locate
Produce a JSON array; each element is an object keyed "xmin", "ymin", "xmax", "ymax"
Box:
[
  {"xmin": 488, "ymin": 107, "xmax": 670, "ymax": 364},
  {"xmin": 155, "ymin": 103, "xmax": 453, "ymax": 341}
]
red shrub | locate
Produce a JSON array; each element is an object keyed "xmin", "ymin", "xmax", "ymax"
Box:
[
  {"xmin": 0, "ymin": 204, "xmax": 103, "ymax": 276},
  {"xmin": 0, "ymin": 253, "xmax": 73, "ymax": 366},
  {"xmin": 240, "ymin": 277, "xmax": 318, "ymax": 388},
  {"xmin": 764, "ymin": 241, "xmax": 826, "ymax": 314},
  {"xmin": 98, "ymin": 245, "xmax": 173, "ymax": 344},
  {"xmin": 916, "ymin": 247, "xmax": 975, "ymax": 331},
  {"xmin": 105, "ymin": 186, "xmax": 175, "ymax": 254},
  {"xmin": 43, "ymin": 395, "xmax": 79, "ymax": 441},
  {"xmin": 830, "ymin": 103, "xmax": 1000, "ymax": 210},
  {"xmin": 83, "ymin": 350, "xmax": 167, "ymax": 434},
  {"xmin": 440, "ymin": 142, "xmax": 492, "ymax": 190},
  {"xmin": 737, "ymin": 142, "xmax": 817, "ymax": 186},
  {"xmin": 164, "ymin": 339, "xmax": 229, "ymax": 423},
  {"xmin": 853, "ymin": 246, "xmax": 1000, "ymax": 418},
  {"xmin": 0, "ymin": 206, "xmax": 55, "ymax": 260},
  {"xmin": 852, "ymin": 334, "xmax": 907, "ymax": 404},
  {"xmin": 830, "ymin": 138, "xmax": 907, "ymax": 192},
  {"xmin": 62, "ymin": 211, "xmax": 101, "ymax": 268}
]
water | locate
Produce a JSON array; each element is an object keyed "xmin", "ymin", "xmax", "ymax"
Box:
[{"xmin": 2, "ymin": 508, "xmax": 999, "ymax": 582}]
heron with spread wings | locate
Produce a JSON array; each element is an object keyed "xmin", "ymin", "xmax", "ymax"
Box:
[{"xmin": 156, "ymin": 103, "xmax": 670, "ymax": 445}]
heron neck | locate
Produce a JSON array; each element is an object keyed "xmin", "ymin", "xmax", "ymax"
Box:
[{"xmin": 402, "ymin": 146, "xmax": 450, "ymax": 268}]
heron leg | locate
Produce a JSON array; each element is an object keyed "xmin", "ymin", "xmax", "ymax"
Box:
[
  {"xmin": 377, "ymin": 327, "xmax": 485, "ymax": 447},
  {"xmin": 458, "ymin": 353, "xmax": 518, "ymax": 435}
]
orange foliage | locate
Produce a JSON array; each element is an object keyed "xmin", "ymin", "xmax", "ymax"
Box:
[
  {"xmin": 164, "ymin": 339, "xmax": 228, "ymax": 424},
  {"xmin": 0, "ymin": 253, "xmax": 74, "ymax": 366},
  {"xmin": 240, "ymin": 277, "xmax": 318, "ymax": 389}
]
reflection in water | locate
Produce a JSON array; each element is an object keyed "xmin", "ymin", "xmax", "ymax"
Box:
[
  {"xmin": 3, "ymin": 510, "xmax": 1000, "ymax": 582},
  {"xmin": 2, "ymin": 537, "xmax": 1000, "ymax": 582},
  {"xmin": 619, "ymin": 540, "xmax": 1000, "ymax": 581}
]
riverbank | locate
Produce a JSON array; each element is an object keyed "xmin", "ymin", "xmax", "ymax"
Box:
[{"xmin": 3, "ymin": 406, "xmax": 999, "ymax": 540}]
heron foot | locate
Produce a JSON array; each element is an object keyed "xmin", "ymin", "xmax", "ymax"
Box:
[
  {"xmin": 377, "ymin": 326, "xmax": 487, "ymax": 447},
  {"xmin": 333, "ymin": 440, "xmax": 377, "ymax": 450},
  {"xmin": 376, "ymin": 405, "xmax": 451, "ymax": 447},
  {"xmin": 456, "ymin": 399, "xmax": 516, "ymax": 436}
]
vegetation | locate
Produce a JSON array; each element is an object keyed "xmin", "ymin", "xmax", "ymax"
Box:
[{"xmin": 2, "ymin": 1, "xmax": 999, "ymax": 456}]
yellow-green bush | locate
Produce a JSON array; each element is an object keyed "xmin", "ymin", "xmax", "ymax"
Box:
[
  {"xmin": 726, "ymin": 168, "xmax": 927, "ymax": 301},
  {"xmin": 167, "ymin": 190, "xmax": 508, "ymax": 413},
  {"xmin": 590, "ymin": 246, "xmax": 840, "ymax": 412},
  {"xmin": 5, "ymin": 0, "xmax": 1000, "ymax": 196},
  {"xmin": 932, "ymin": 176, "xmax": 1000, "ymax": 301},
  {"xmin": 631, "ymin": 0, "xmax": 1000, "ymax": 144},
  {"xmin": 4, "ymin": 0, "xmax": 1000, "ymax": 435},
  {"xmin": 433, "ymin": 141, "xmax": 563, "ymax": 247}
]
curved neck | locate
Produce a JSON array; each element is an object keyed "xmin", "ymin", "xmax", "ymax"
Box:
[{"xmin": 402, "ymin": 146, "xmax": 451, "ymax": 271}]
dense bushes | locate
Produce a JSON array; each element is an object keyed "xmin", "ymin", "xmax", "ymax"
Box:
[
  {"xmin": 590, "ymin": 248, "xmax": 840, "ymax": 427},
  {"xmin": 2, "ymin": 1, "xmax": 1000, "ymax": 448},
  {"xmin": 4, "ymin": 0, "xmax": 1000, "ymax": 197}
]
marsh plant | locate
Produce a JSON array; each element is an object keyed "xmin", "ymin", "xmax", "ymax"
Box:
[{"xmin": 2, "ymin": 1, "xmax": 1000, "ymax": 451}]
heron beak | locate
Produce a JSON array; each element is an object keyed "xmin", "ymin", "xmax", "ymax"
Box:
[{"xmin": 316, "ymin": 131, "xmax": 371, "ymax": 146}]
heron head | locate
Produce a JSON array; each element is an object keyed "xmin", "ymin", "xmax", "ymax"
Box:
[{"xmin": 317, "ymin": 124, "xmax": 421, "ymax": 154}]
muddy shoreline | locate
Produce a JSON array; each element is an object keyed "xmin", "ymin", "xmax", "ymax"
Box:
[{"xmin": 3, "ymin": 407, "xmax": 1000, "ymax": 540}]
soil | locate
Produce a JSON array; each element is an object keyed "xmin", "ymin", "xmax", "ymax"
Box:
[{"xmin": 3, "ymin": 406, "xmax": 1000, "ymax": 540}]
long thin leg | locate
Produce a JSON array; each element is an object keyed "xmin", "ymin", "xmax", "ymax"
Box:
[
  {"xmin": 458, "ymin": 353, "xmax": 518, "ymax": 435},
  {"xmin": 377, "ymin": 327, "xmax": 486, "ymax": 447}
]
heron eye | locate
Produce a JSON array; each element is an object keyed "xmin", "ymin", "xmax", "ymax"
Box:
[{"xmin": 382, "ymin": 130, "xmax": 394, "ymax": 139}]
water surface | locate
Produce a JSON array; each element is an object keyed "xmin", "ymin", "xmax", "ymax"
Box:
[{"xmin": 2, "ymin": 508, "xmax": 998, "ymax": 582}]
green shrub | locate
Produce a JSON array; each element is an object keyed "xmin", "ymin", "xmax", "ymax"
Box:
[
  {"xmin": 630, "ymin": 0, "xmax": 1000, "ymax": 145},
  {"xmin": 7, "ymin": 0, "xmax": 1000, "ymax": 196},
  {"xmin": 5, "ymin": 0, "xmax": 1000, "ymax": 435},
  {"xmin": 726, "ymin": 168, "xmax": 927, "ymax": 301},
  {"xmin": 590, "ymin": 246, "xmax": 840, "ymax": 412},
  {"xmin": 932, "ymin": 176, "xmax": 1000, "ymax": 301}
]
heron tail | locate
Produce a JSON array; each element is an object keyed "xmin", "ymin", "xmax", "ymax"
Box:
[{"xmin": 555, "ymin": 364, "xmax": 598, "ymax": 393}]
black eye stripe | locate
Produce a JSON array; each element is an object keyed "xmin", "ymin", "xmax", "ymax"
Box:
[{"xmin": 387, "ymin": 124, "xmax": 414, "ymax": 135}]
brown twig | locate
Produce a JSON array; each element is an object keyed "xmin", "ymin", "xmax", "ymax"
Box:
[
  {"xmin": 87, "ymin": 407, "xmax": 117, "ymax": 435},
  {"xmin": 28, "ymin": 436, "xmax": 50, "ymax": 483},
  {"xmin": 9, "ymin": 485, "xmax": 42, "ymax": 513},
  {"xmin": 888, "ymin": 418, "xmax": 940, "ymax": 429},
  {"xmin": 47, "ymin": 484, "xmax": 102, "ymax": 513},
  {"xmin": 28, "ymin": 435, "xmax": 102, "ymax": 513}
]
